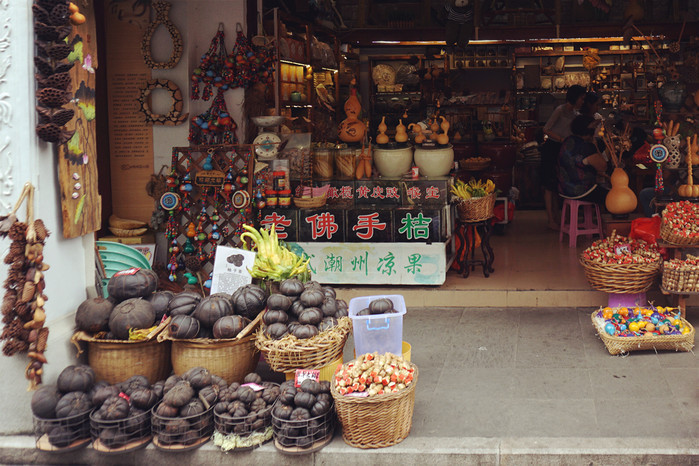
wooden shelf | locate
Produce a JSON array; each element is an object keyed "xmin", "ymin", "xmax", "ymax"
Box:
[{"xmin": 516, "ymin": 50, "xmax": 647, "ymax": 57}]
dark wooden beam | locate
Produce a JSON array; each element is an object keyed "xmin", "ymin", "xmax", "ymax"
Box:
[{"xmin": 339, "ymin": 21, "xmax": 699, "ymax": 46}]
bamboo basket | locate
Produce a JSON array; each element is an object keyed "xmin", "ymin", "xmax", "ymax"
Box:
[
  {"xmin": 591, "ymin": 312, "xmax": 695, "ymax": 355},
  {"xmin": 255, "ymin": 317, "xmax": 351, "ymax": 373},
  {"xmin": 293, "ymin": 194, "xmax": 327, "ymax": 209},
  {"xmin": 660, "ymin": 220, "xmax": 699, "ymax": 246},
  {"xmin": 456, "ymin": 193, "xmax": 495, "ymax": 222},
  {"xmin": 661, "ymin": 256, "xmax": 699, "ymax": 293},
  {"xmin": 71, "ymin": 323, "xmax": 171, "ymax": 384},
  {"xmin": 330, "ymin": 362, "xmax": 418, "ymax": 448},
  {"xmin": 459, "ymin": 157, "xmax": 491, "ymax": 171},
  {"xmin": 579, "ymin": 256, "xmax": 661, "ymax": 293}
]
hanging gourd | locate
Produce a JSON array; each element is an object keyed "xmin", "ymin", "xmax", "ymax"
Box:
[{"xmin": 338, "ymin": 79, "xmax": 366, "ymax": 143}]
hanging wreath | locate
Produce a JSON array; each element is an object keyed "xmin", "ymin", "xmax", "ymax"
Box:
[
  {"xmin": 141, "ymin": 0, "xmax": 183, "ymax": 70},
  {"xmin": 137, "ymin": 79, "xmax": 189, "ymax": 125}
]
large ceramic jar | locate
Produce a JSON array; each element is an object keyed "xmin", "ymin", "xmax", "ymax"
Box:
[
  {"xmin": 414, "ymin": 144, "xmax": 454, "ymax": 177},
  {"xmin": 373, "ymin": 144, "xmax": 413, "ymax": 178}
]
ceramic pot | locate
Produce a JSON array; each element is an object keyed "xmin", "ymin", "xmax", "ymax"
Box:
[
  {"xmin": 373, "ymin": 144, "xmax": 413, "ymax": 178},
  {"xmin": 414, "ymin": 144, "xmax": 454, "ymax": 177}
]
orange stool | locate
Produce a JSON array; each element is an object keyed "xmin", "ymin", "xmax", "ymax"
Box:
[{"xmin": 559, "ymin": 199, "xmax": 604, "ymax": 248}]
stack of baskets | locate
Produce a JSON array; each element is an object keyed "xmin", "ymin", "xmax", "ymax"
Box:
[
  {"xmin": 456, "ymin": 193, "xmax": 496, "ymax": 222},
  {"xmin": 255, "ymin": 317, "xmax": 352, "ymax": 377}
]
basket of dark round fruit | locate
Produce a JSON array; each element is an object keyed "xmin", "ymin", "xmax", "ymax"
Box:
[
  {"xmin": 271, "ymin": 379, "xmax": 335, "ymax": 454},
  {"xmin": 151, "ymin": 367, "xmax": 227, "ymax": 451},
  {"xmin": 211, "ymin": 373, "xmax": 281, "ymax": 452},
  {"xmin": 31, "ymin": 365, "xmax": 96, "ymax": 452},
  {"xmin": 89, "ymin": 375, "xmax": 163, "ymax": 454}
]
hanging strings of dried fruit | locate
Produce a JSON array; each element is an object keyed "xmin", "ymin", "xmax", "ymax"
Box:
[{"xmin": 0, "ymin": 183, "xmax": 51, "ymax": 389}]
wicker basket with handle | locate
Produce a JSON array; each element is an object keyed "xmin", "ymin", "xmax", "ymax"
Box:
[
  {"xmin": 330, "ymin": 361, "xmax": 418, "ymax": 448},
  {"xmin": 456, "ymin": 193, "xmax": 495, "ymax": 222}
]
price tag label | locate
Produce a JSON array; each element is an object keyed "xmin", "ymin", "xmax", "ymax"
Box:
[
  {"xmin": 615, "ymin": 244, "xmax": 631, "ymax": 255},
  {"xmin": 114, "ymin": 267, "xmax": 140, "ymax": 276},
  {"xmin": 241, "ymin": 382, "xmax": 265, "ymax": 392},
  {"xmin": 345, "ymin": 391, "xmax": 369, "ymax": 398},
  {"xmin": 294, "ymin": 369, "xmax": 320, "ymax": 387}
]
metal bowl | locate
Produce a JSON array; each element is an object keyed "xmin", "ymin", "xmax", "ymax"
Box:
[{"xmin": 251, "ymin": 116, "xmax": 286, "ymax": 127}]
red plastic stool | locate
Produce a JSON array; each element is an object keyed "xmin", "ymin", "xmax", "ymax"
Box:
[{"xmin": 559, "ymin": 198, "xmax": 604, "ymax": 247}]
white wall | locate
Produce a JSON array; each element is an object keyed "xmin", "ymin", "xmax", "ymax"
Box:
[
  {"xmin": 0, "ymin": 0, "xmax": 247, "ymax": 434},
  {"xmin": 0, "ymin": 0, "xmax": 92, "ymax": 434}
]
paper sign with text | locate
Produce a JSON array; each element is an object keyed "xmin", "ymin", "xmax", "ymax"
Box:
[
  {"xmin": 294, "ymin": 369, "xmax": 320, "ymax": 387},
  {"xmin": 210, "ymin": 246, "xmax": 256, "ymax": 295}
]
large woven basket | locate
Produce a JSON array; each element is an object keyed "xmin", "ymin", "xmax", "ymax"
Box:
[
  {"xmin": 660, "ymin": 220, "xmax": 699, "ymax": 246},
  {"xmin": 330, "ymin": 362, "xmax": 418, "ymax": 448},
  {"xmin": 71, "ymin": 330, "xmax": 171, "ymax": 385},
  {"xmin": 255, "ymin": 317, "xmax": 352, "ymax": 373},
  {"xmin": 456, "ymin": 193, "xmax": 495, "ymax": 222},
  {"xmin": 579, "ymin": 256, "xmax": 661, "ymax": 294},
  {"xmin": 591, "ymin": 312, "xmax": 695, "ymax": 355},
  {"xmin": 158, "ymin": 314, "xmax": 262, "ymax": 383}
]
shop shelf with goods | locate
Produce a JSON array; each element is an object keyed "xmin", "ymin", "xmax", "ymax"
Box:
[{"xmin": 512, "ymin": 36, "xmax": 669, "ymax": 124}]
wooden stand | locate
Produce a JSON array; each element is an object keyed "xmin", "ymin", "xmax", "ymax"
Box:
[
  {"xmin": 92, "ymin": 436, "xmax": 151, "ymax": 454},
  {"xmin": 153, "ymin": 435, "xmax": 210, "ymax": 452},
  {"xmin": 455, "ymin": 218, "xmax": 495, "ymax": 278},
  {"xmin": 274, "ymin": 431, "xmax": 333, "ymax": 455}
]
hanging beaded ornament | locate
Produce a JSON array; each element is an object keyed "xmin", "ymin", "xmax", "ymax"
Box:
[
  {"xmin": 651, "ymin": 101, "xmax": 669, "ymax": 193},
  {"xmin": 164, "ymin": 162, "xmax": 181, "ymax": 282},
  {"xmin": 179, "ymin": 160, "xmax": 194, "ymax": 211},
  {"xmin": 189, "ymin": 88, "xmax": 238, "ymax": 145},
  {"xmin": 191, "ymin": 24, "xmax": 232, "ymax": 101}
]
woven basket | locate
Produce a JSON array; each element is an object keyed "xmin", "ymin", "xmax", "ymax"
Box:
[
  {"xmin": 255, "ymin": 317, "xmax": 352, "ymax": 373},
  {"xmin": 166, "ymin": 334, "xmax": 259, "ymax": 384},
  {"xmin": 661, "ymin": 261, "xmax": 699, "ymax": 293},
  {"xmin": 459, "ymin": 158, "xmax": 491, "ymax": 171},
  {"xmin": 293, "ymin": 195, "xmax": 327, "ymax": 209},
  {"xmin": 71, "ymin": 329, "xmax": 171, "ymax": 385},
  {"xmin": 591, "ymin": 312, "xmax": 695, "ymax": 355},
  {"xmin": 108, "ymin": 227, "xmax": 148, "ymax": 237},
  {"xmin": 579, "ymin": 256, "xmax": 661, "ymax": 293},
  {"xmin": 456, "ymin": 193, "xmax": 495, "ymax": 222},
  {"xmin": 330, "ymin": 362, "xmax": 418, "ymax": 448},
  {"xmin": 659, "ymin": 220, "xmax": 699, "ymax": 246}
]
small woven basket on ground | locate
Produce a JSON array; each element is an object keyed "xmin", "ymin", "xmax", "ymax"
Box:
[
  {"xmin": 158, "ymin": 316, "xmax": 261, "ymax": 384},
  {"xmin": 330, "ymin": 362, "xmax": 418, "ymax": 449},
  {"xmin": 591, "ymin": 312, "xmax": 695, "ymax": 355},
  {"xmin": 456, "ymin": 193, "xmax": 495, "ymax": 222},
  {"xmin": 255, "ymin": 317, "xmax": 352, "ymax": 373},
  {"xmin": 579, "ymin": 256, "xmax": 661, "ymax": 294},
  {"xmin": 71, "ymin": 323, "xmax": 171, "ymax": 384},
  {"xmin": 660, "ymin": 220, "xmax": 699, "ymax": 246}
]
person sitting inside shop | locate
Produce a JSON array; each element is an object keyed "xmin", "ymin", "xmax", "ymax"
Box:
[{"xmin": 557, "ymin": 114, "xmax": 609, "ymax": 205}]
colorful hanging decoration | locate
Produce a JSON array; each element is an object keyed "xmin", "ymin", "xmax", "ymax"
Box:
[
  {"xmin": 189, "ymin": 88, "xmax": 238, "ymax": 145},
  {"xmin": 141, "ymin": 0, "xmax": 183, "ymax": 70},
  {"xmin": 227, "ymin": 23, "xmax": 275, "ymax": 89},
  {"xmin": 0, "ymin": 183, "xmax": 51, "ymax": 389},
  {"xmin": 651, "ymin": 101, "xmax": 669, "ymax": 193},
  {"xmin": 191, "ymin": 24, "xmax": 232, "ymax": 101}
]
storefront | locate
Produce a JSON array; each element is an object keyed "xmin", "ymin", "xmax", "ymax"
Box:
[{"xmin": 0, "ymin": 0, "xmax": 697, "ymax": 456}]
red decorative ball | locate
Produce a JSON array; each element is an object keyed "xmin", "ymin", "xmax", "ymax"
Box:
[{"xmin": 653, "ymin": 128, "xmax": 664, "ymax": 140}]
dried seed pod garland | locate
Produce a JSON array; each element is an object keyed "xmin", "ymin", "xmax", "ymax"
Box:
[
  {"xmin": 32, "ymin": 0, "xmax": 77, "ymax": 144},
  {"xmin": 0, "ymin": 184, "xmax": 51, "ymax": 389},
  {"xmin": 140, "ymin": 1, "xmax": 183, "ymax": 70}
]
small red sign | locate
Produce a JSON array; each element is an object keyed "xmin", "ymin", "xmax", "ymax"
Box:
[{"xmin": 114, "ymin": 267, "xmax": 140, "ymax": 276}]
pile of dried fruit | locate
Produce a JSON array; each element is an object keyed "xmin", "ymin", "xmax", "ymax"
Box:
[
  {"xmin": 334, "ymin": 353, "xmax": 414, "ymax": 396},
  {"xmin": 582, "ymin": 233, "xmax": 660, "ymax": 265},
  {"xmin": 661, "ymin": 201, "xmax": 699, "ymax": 240}
]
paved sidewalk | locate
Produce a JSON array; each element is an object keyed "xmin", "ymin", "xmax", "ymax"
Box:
[{"xmin": 1, "ymin": 307, "xmax": 696, "ymax": 465}]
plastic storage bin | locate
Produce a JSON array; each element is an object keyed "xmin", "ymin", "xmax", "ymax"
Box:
[{"xmin": 348, "ymin": 295, "xmax": 406, "ymax": 356}]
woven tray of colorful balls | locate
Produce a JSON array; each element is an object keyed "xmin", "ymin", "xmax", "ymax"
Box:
[{"xmin": 591, "ymin": 305, "xmax": 694, "ymax": 355}]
